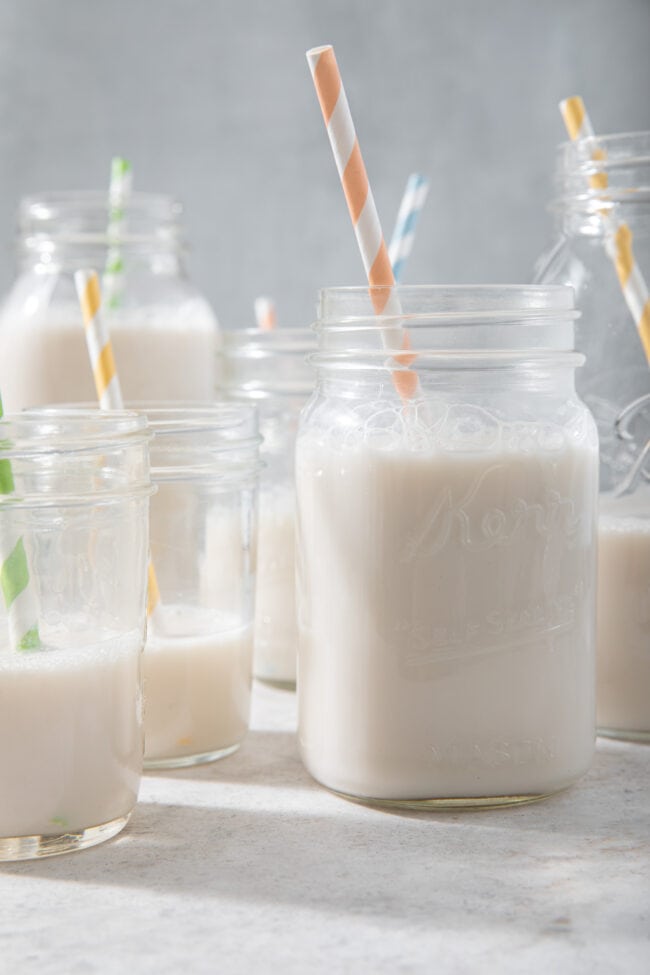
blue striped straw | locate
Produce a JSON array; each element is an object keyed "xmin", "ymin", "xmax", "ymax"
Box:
[{"xmin": 388, "ymin": 173, "xmax": 430, "ymax": 283}]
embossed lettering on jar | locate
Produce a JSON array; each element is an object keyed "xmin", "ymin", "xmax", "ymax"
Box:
[{"xmin": 296, "ymin": 286, "xmax": 598, "ymax": 808}]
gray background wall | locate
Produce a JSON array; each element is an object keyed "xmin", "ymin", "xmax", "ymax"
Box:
[{"xmin": 0, "ymin": 0, "xmax": 648, "ymax": 327}]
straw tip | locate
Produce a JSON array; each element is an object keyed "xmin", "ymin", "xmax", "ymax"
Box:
[{"xmin": 306, "ymin": 44, "xmax": 333, "ymax": 62}]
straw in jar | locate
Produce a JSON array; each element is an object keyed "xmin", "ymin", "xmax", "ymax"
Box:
[{"xmin": 306, "ymin": 44, "xmax": 418, "ymax": 399}]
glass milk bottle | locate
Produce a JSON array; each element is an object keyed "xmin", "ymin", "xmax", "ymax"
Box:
[
  {"xmin": 535, "ymin": 131, "xmax": 650, "ymax": 741},
  {"xmin": 0, "ymin": 410, "xmax": 152, "ymax": 860},
  {"xmin": 296, "ymin": 286, "xmax": 598, "ymax": 808},
  {"xmin": 0, "ymin": 192, "xmax": 218, "ymax": 411},
  {"xmin": 218, "ymin": 328, "xmax": 315, "ymax": 688}
]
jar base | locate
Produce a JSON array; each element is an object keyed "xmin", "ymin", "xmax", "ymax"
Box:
[
  {"xmin": 0, "ymin": 812, "xmax": 132, "ymax": 862},
  {"xmin": 144, "ymin": 741, "xmax": 241, "ymax": 770},
  {"xmin": 598, "ymin": 726, "xmax": 650, "ymax": 744},
  {"xmin": 328, "ymin": 786, "xmax": 565, "ymax": 812}
]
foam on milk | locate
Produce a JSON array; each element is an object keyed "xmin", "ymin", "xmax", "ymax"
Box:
[{"xmin": 296, "ymin": 427, "xmax": 597, "ymax": 802}]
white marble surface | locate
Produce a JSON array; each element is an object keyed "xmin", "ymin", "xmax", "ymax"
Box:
[{"xmin": 1, "ymin": 682, "xmax": 649, "ymax": 975}]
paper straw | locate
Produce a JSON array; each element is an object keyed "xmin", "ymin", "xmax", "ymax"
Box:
[
  {"xmin": 103, "ymin": 157, "xmax": 133, "ymax": 310},
  {"xmin": 388, "ymin": 173, "xmax": 430, "ymax": 282},
  {"xmin": 306, "ymin": 44, "xmax": 417, "ymax": 399},
  {"xmin": 75, "ymin": 269, "xmax": 160, "ymax": 617},
  {"xmin": 254, "ymin": 296, "xmax": 277, "ymax": 331},
  {"xmin": 0, "ymin": 394, "xmax": 41, "ymax": 652},
  {"xmin": 560, "ymin": 97, "xmax": 650, "ymax": 361}
]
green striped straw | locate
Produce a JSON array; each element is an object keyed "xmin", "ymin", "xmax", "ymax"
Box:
[
  {"xmin": 103, "ymin": 157, "xmax": 133, "ymax": 310},
  {"xmin": 0, "ymin": 395, "xmax": 41, "ymax": 651}
]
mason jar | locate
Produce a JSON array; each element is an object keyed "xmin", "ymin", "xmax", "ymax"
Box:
[
  {"xmin": 535, "ymin": 131, "xmax": 650, "ymax": 741},
  {"xmin": 296, "ymin": 286, "xmax": 598, "ymax": 808},
  {"xmin": 0, "ymin": 192, "xmax": 218, "ymax": 411},
  {"xmin": 139, "ymin": 403, "xmax": 262, "ymax": 768},
  {"xmin": 219, "ymin": 328, "xmax": 315, "ymax": 688},
  {"xmin": 0, "ymin": 410, "xmax": 152, "ymax": 860}
]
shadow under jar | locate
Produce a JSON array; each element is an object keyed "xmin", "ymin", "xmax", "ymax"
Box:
[
  {"xmin": 296, "ymin": 286, "xmax": 599, "ymax": 809},
  {"xmin": 0, "ymin": 410, "xmax": 153, "ymax": 860},
  {"xmin": 535, "ymin": 131, "xmax": 650, "ymax": 742}
]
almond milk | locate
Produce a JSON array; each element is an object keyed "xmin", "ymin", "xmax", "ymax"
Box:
[
  {"xmin": 143, "ymin": 606, "xmax": 253, "ymax": 766},
  {"xmin": 0, "ymin": 306, "xmax": 217, "ymax": 411},
  {"xmin": 296, "ymin": 434, "xmax": 597, "ymax": 803},
  {"xmin": 0, "ymin": 634, "xmax": 142, "ymax": 838},
  {"xmin": 597, "ymin": 494, "xmax": 650, "ymax": 739}
]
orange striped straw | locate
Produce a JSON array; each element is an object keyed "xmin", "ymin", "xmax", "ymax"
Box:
[
  {"xmin": 560, "ymin": 96, "xmax": 650, "ymax": 361},
  {"xmin": 306, "ymin": 45, "xmax": 417, "ymax": 399},
  {"xmin": 75, "ymin": 268, "xmax": 161, "ymax": 618},
  {"xmin": 254, "ymin": 296, "xmax": 277, "ymax": 331}
]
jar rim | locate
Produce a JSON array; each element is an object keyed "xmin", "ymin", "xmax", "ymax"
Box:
[
  {"xmin": 316, "ymin": 285, "xmax": 578, "ymax": 324},
  {"xmin": 2, "ymin": 408, "xmax": 149, "ymax": 450},
  {"xmin": 553, "ymin": 129, "xmax": 650, "ymax": 211},
  {"xmin": 0, "ymin": 409, "xmax": 153, "ymax": 508},
  {"xmin": 20, "ymin": 191, "xmax": 182, "ymax": 221}
]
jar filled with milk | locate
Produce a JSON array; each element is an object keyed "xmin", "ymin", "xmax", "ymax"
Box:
[
  {"xmin": 0, "ymin": 409, "xmax": 152, "ymax": 859},
  {"xmin": 536, "ymin": 131, "xmax": 650, "ymax": 741},
  {"xmin": 296, "ymin": 286, "xmax": 598, "ymax": 808},
  {"xmin": 219, "ymin": 328, "xmax": 315, "ymax": 687},
  {"xmin": 0, "ymin": 192, "xmax": 218, "ymax": 411}
]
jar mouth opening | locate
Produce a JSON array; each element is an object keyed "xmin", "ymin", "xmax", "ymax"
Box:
[
  {"xmin": 553, "ymin": 129, "xmax": 650, "ymax": 209},
  {"xmin": 0, "ymin": 409, "xmax": 153, "ymax": 509},
  {"xmin": 2, "ymin": 409, "xmax": 150, "ymax": 451},
  {"xmin": 316, "ymin": 285, "xmax": 578, "ymax": 325},
  {"xmin": 18, "ymin": 192, "xmax": 184, "ymax": 248}
]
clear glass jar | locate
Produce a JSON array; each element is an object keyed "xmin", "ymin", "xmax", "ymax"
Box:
[
  {"xmin": 138, "ymin": 403, "xmax": 262, "ymax": 768},
  {"xmin": 0, "ymin": 192, "xmax": 218, "ymax": 411},
  {"xmin": 218, "ymin": 328, "xmax": 315, "ymax": 688},
  {"xmin": 296, "ymin": 286, "xmax": 598, "ymax": 809},
  {"xmin": 535, "ymin": 131, "xmax": 650, "ymax": 741},
  {"xmin": 0, "ymin": 410, "xmax": 152, "ymax": 860}
]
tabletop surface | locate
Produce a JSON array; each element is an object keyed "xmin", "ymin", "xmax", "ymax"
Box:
[{"xmin": 1, "ymin": 682, "xmax": 649, "ymax": 975}]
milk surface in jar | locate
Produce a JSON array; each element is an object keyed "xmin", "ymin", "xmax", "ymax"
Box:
[
  {"xmin": 296, "ymin": 286, "xmax": 598, "ymax": 808},
  {"xmin": 218, "ymin": 328, "xmax": 315, "ymax": 688},
  {"xmin": 0, "ymin": 193, "xmax": 218, "ymax": 411}
]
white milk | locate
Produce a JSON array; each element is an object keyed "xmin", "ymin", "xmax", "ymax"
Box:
[
  {"xmin": 0, "ymin": 634, "xmax": 142, "ymax": 838},
  {"xmin": 143, "ymin": 605, "xmax": 253, "ymax": 765},
  {"xmin": 597, "ymin": 496, "xmax": 650, "ymax": 738},
  {"xmin": 254, "ymin": 487, "xmax": 298, "ymax": 685},
  {"xmin": 0, "ymin": 304, "xmax": 217, "ymax": 410},
  {"xmin": 296, "ymin": 436, "xmax": 597, "ymax": 802}
]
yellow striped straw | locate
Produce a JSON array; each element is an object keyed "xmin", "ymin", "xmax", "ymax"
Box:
[
  {"xmin": 74, "ymin": 269, "xmax": 160, "ymax": 617},
  {"xmin": 560, "ymin": 96, "xmax": 650, "ymax": 361}
]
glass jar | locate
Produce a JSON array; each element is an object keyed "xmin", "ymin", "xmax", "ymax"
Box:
[
  {"xmin": 296, "ymin": 286, "xmax": 598, "ymax": 809},
  {"xmin": 535, "ymin": 131, "xmax": 650, "ymax": 741},
  {"xmin": 0, "ymin": 192, "xmax": 218, "ymax": 412},
  {"xmin": 0, "ymin": 410, "xmax": 152, "ymax": 860},
  {"xmin": 219, "ymin": 328, "xmax": 315, "ymax": 688},
  {"xmin": 139, "ymin": 403, "xmax": 262, "ymax": 768}
]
